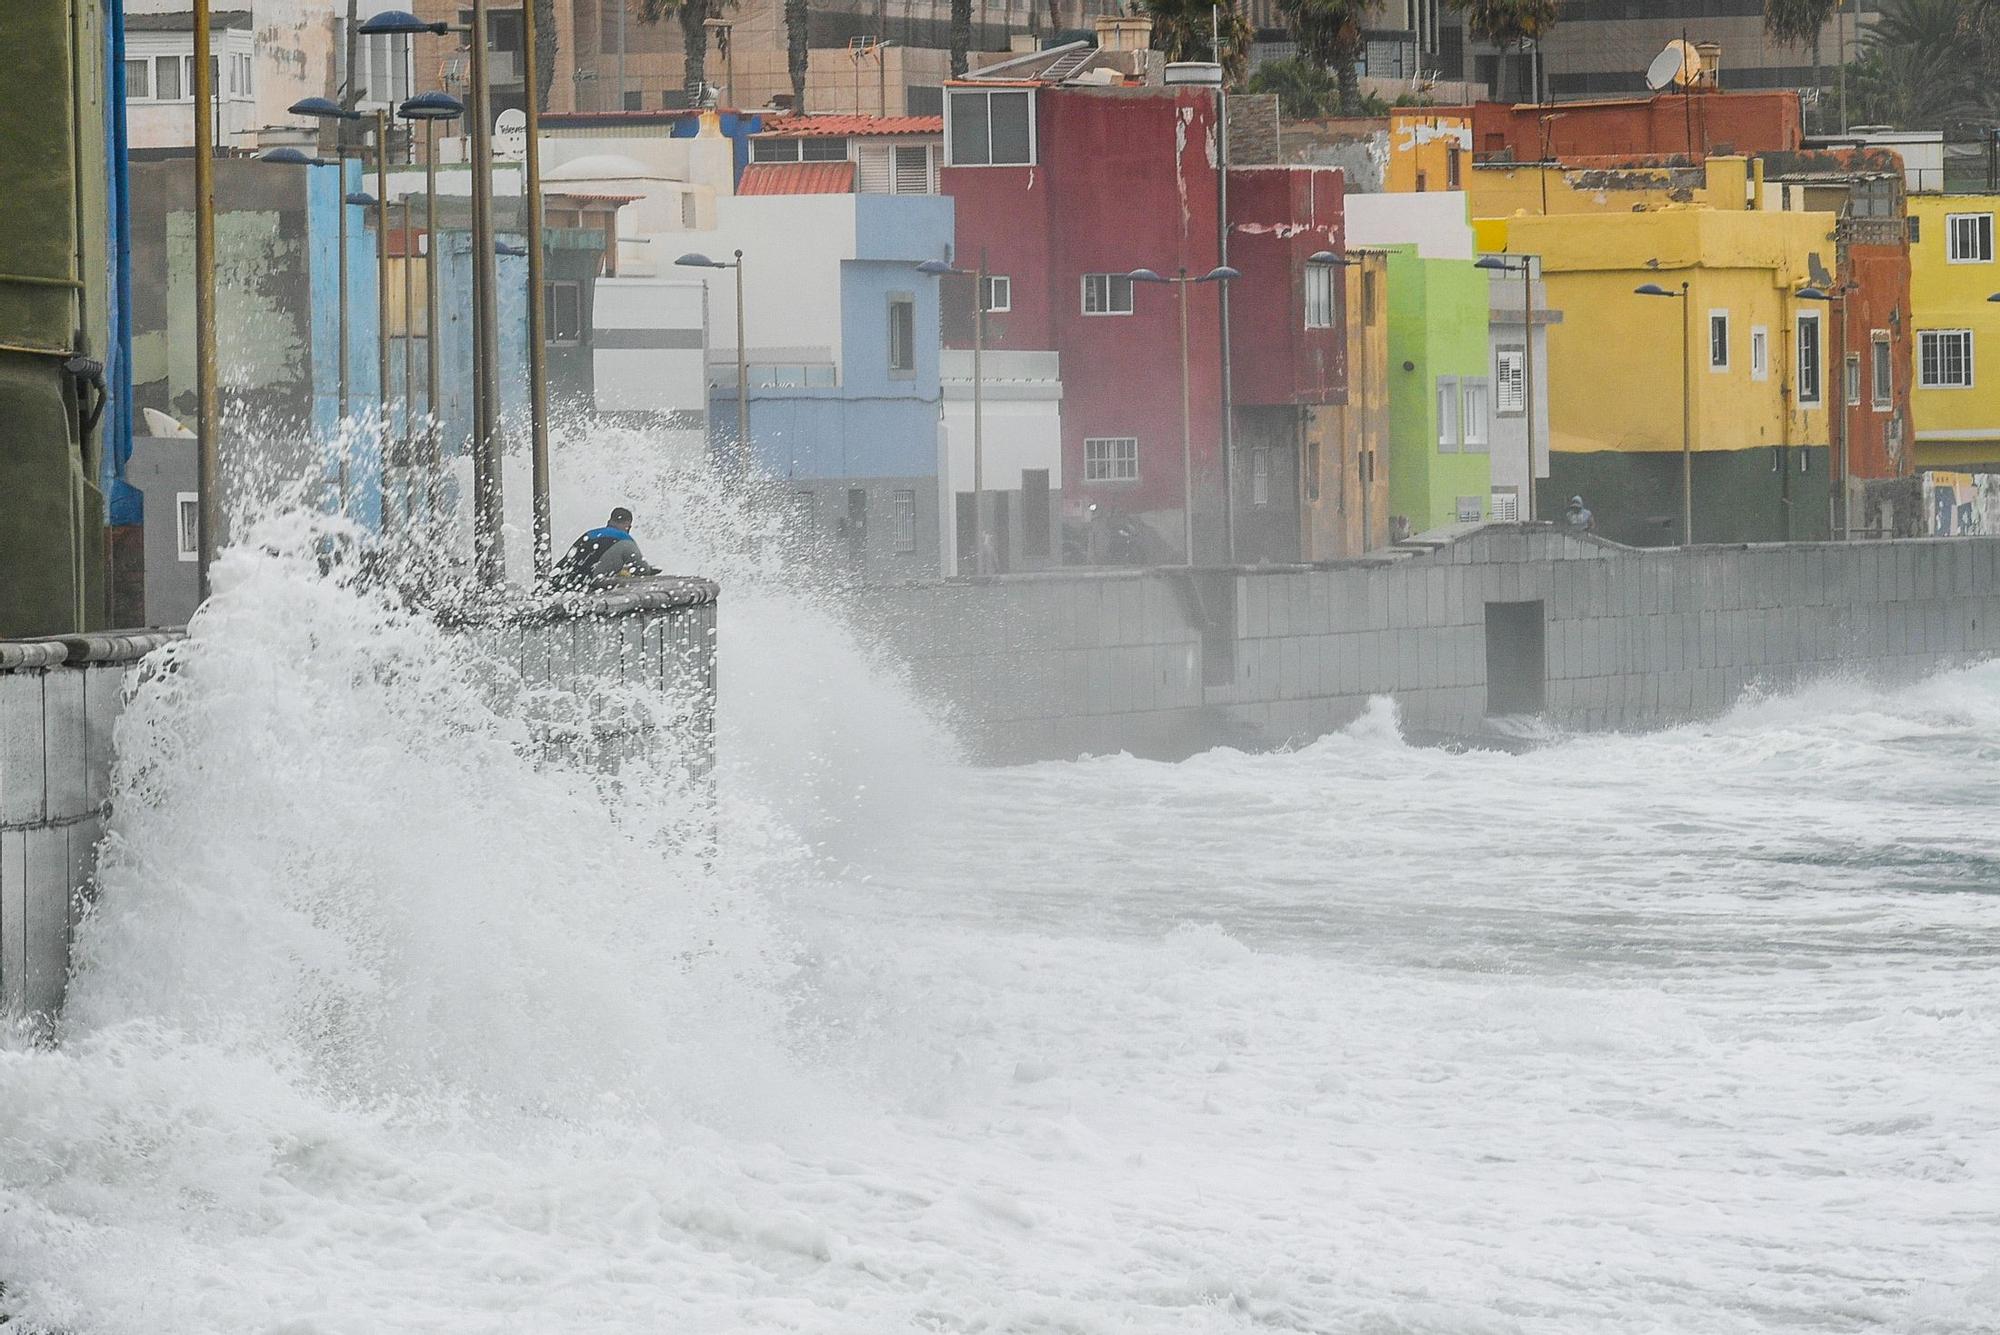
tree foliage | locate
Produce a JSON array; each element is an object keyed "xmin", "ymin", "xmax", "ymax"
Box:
[
  {"xmin": 1843, "ymin": 0, "xmax": 1997, "ymax": 129},
  {"xmin": 1144, "ymin": 0, "xmax": 1255, "ymax": 86},
  {"xmin": 951, "ymin": 0, "xmax": 973, "ymax": 78},
  {"xmin": 1763, "ymin": 0, "xmax": 1837, "ymax": 46},
  {"xmin": 637, "ymin": 0, "xmax": 738, "ymax": 102},
  {"xmin": 1246, "ymin": 58, "xmax": 1339, "ymax": 118},
  {"xmin": 787, "ymin": 0, "xmax": 811, "ymax": 105},
  {"xmin": 534, "ymin": 0, "xmax": 558, "ymax": 113},
  {"xmin": 1276, "ymin": 0, "xmax": 1365, "ymax": 112},
  {"xmin": 1446, "ymin": 0, "xmax": 1561, "ymax": 99}
]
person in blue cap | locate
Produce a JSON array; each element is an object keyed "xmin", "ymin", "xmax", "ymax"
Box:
[{"xmin": 552, "ymin": 506, "xmax": 659, "ymax": 588}]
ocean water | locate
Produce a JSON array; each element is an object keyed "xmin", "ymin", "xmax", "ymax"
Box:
[{"xmin": 2, "ymin": 434, "xmax": 1997, "ymax": 1333}]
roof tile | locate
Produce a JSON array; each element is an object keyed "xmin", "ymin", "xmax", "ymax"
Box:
[{"xmin": 736, "ymin": 161, "xmax": 857, "ymax": 196}]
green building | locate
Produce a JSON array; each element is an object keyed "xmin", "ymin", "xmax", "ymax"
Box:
[
  {"xmin": 1381, "ymin": 243, "xmax": 1493, "ymax": 535},
  {"xmin": 2, "ymin": 0, "xmax": 120, "ymax": 636}
]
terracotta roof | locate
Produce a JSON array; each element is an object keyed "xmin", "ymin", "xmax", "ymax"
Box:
[
  {"xmin": 736, "ymin": 161, "xmax": 856, "ymax": 195},
  {"xmin": 758, "ymin": 115, "xmax": 944, "ymax": 138}
]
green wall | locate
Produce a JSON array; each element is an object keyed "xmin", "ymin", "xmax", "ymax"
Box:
[
  {"xmin": 1385, "ymin": 246, "xmax": 1492, "ymax": 534},
  {"xmin": 1542, "ymin": 446, "xmax": 1833, "ymax": 546}
]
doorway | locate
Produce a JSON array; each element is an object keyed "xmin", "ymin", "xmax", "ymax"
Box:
[{"xmin": 1484, "ymin": 600, "xmax": 1546, "ymax": 715}]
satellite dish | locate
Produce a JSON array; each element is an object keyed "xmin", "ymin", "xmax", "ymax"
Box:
[
  {"xmin": 1645, "ymin": 40, "xmax": 1702, "ymax": 91},
  {"xmin": 496, "ymin": 108, "xmax": 526, "ymax": 135}
]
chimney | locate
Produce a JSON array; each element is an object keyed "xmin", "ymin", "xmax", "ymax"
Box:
[
  {"xmin": 1095, "ymin": 13, "xmax": 1154, "ymax": 51},
  {"xmin": 1694, "ymin": 42, "xmax": 1722, "ymax": 88}
]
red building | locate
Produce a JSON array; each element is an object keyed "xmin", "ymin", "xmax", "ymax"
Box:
[
  {"xmin": 939, "ymin": 65, "xmax": 1346, "ymax": 565},
  {"xmin": 1468, "ymin": 90, "xmax": 1802, "ymax": 164}
]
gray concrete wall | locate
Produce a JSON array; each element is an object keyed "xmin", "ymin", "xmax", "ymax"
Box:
[
  {"xmin": 869, "ymin": 525, "xmax": 2000, "ymax": 762},
  {"xmin": 0, "ymin": 632, "xmax": 180, "ymax": 1032}
]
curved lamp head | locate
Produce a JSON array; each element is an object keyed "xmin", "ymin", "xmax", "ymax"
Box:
[
  {"xmin": 495, "ymin": 242, "xmax": 528, "ymax": 257},
  {"xmin": 1473, "ymin": 255, "xmax": 1519, "ymax": 272},
  {"xmin": 357, "ymin": 10, "xmax": 451, "ymax": 36},
  {"xmin": 1633, "ymin": 282, "xmax": 1678, "ymax": 297},
  {"xmin": 1197, "ymin": 265, "xmax": 1240, "ymax": 283},
  {"xmin": 915, "ymin": 258, "xmax": 957, "ymax": 276},
  {"xmin": 289, "ymin": 95, "xmax": 358, "ymax": 121},
  {"xmin": 1795, "ymin": 286, "xmax": 1833, "ymax": 301},
  {"xmin": 344, "ymin": 190, "xmax": 379, "ymax": 207},
  {"xmin": 1307, "ymin": 250, "xmax": 1354, "ymax": 266},
  {"xmin": 1126, "ymin": 267, "xmax": 1167, "ymax": 283},
  {"xmin": 675, "ymin": 252, "xmax": 724, "ymax": 268},
  {"xmin": 260, "ymin": 147, "xmax": 322, "ymax": 166},
  {"xmin": 400, "ymin": 90, "xmax": 466, "ymax": 122}
]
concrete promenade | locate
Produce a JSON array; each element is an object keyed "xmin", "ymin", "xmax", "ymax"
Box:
[{"xmin": 867, "ymin": 525, "xmax": 2000, "ymax": 762}]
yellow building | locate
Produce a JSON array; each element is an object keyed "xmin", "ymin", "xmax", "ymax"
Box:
[
  {"xmin": 1466, "ymin": 156, "xmax": 1760, "ymax": 221},
  {"xmin": 1907, "ymin": 192, "xmax": 2000, "ymax": 469},
  {"xmin": 1494, "ymin": 207, "xmax": 1839, "ymax": 544},
  {"xmin": 1385, "ymin": 109, "xmax": 1472, "ymax": 195}
]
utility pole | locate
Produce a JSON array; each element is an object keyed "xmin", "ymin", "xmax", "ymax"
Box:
[
  {"xmin": 524, "ymin": 0, "xmax": 553, "ymax": 576},
  {"xmin": 194, "ymin": 0, "xmax": 220, "ymax": 592},
  {"xmin": 469, "ymin": 0, "xmax": 506, "ymax": 583}
]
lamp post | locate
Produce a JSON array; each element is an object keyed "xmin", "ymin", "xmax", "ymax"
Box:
[
  {"xmin": 1475, "ymin": 253, "xmax": 1542, "ymax": 522},
  {"xmin": 1636, "ymin": 280, "xmax": 1693, "ymax": 545},
  {"xmin": 522, "ymin": 0, "xmax": 554, "ymax": 579},
  {"xmin": 371, "ymin": 107, "xmax": 392, "ymax": 530},
  {"xmin": 1128, "ymin": 265, "xmax": 1241, "ymax": 566},
  {"xmin": 193, "ymin": 0, "xmax": 220, "ymax": 591},
  {"xmin": 917, "ymin": 253, "xmax": 989, "ymax": 575},
  {"xmin": 399, "ymin": 91, "xmax": 465, "ymax": 517},
  {"xmin": 676, "ymin": 250, "xmax": 749, "ymax": 467}
]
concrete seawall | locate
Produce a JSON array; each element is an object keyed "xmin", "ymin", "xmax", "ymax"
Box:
[
  {"xmin": 0, "ymin": 576, "xmax": 720, "ymax": 1031},
  {"xmin": 866, "ymin": 525, "xmax": 2000, "ymax": 763}
]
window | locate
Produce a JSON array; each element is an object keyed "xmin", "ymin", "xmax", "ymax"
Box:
[
  {"xmin": 1081, "ymin": 272, "xmax": 1133, "ymax": 316},
  {"xmin": 752, "ymin": 138, "xmax": 797, "ymax": 162},
  {"xmin": 893, "ymin": 145, "xmax": 931, "ymax": 194},
  {"xmin": 1250, "ymin": 448, "xmax": 1271, "ymax": 506},
  {"xmin": 1750, "ymin": 325, "xmax": 1769, "ymax": 382},
  {"xmin": 681, "ymin": 193, "xmax": 698, "ymax": 229},
  {"xmin": 176, "ymin": 493, "xmax": 199, "ymax": 562},
  {"xmin": 1797, "ymin": 312, "xmax": 1823, "ymax": 405},
  {"xmin": 1872, "ymin": 333, "xmax": 1893, "ymax": 409},
  {"xmin": 1907, "ymin": 216, "xmax": 1921, "ymax": 244},
  {"xmin": 751, "ymin": 136, "xmax": 846, "ymax": 162},
  {"xmin": 947, "ymin": 88, "xmax": 1033, "ymax": 166},
  {"xmin": 1362, "ymin": 268, "xmax": 1378, "ymax": 324},
  {"xmin": 1436, "ymin": 377, "xmax": 1460, "ymax": 452},
  {"xmin": 124, "ymin": 58, "xmax": 149, "ymax": 99},
  {"xmin": 1084, "ymin": 436, "xmax": 1139, "ymax": 482},
  {"xmin": 155, "ymin": 54, "xmax": 183, "ymax": 101},
  {"xmin": 1415, "ymin": 170, "xmax": 1428, "ymax": 192},
  {"xmin": 1462, "ymin": 380, "xmax": 1490, "ymax": 451},
  {"xmin": 241, "ymin": 53, "xmax": 253, "ymax": 96},
  {"xmin": 1495, "ymin": 346, "xmax": 1525, "ymax": 415},
  {"xmin": 1845, "ymin": 352, "xmax": 1861, "ymax": 406},
  {"xmin": 1709, "ymin": 310, "xmax": 1729, "ymax": 370},
  {"xmin": 889, "ymin": 489, "xmax": 917, "ymax": 552},
  {"xmin": 1920, "ymin": 329, "xmax": 1974, "ymax": 388},
  {"xmin": 887, "ymin": 295, "xmax": 916, "ymax": 375},
  {"xmin": 1304, "ymin": 263, "xmax": 1336, "ymax": 329},
  {"xmin": 1455, "ymin": 495, "xmax": 1484, "ymax": 523},
  {"xmin": 802, "ymin": 137, "xmax": 849, "ymax": 161},
  {"xmin": 791, "ymin": 490, "xmax": 817, "ymax": 537},
  {"xmin": 1447, "ymin": 147, "xmax": 1462, "ymax": 190},
  {"xmin": 545, "ymin": 281, "xmax": 581, "ymax": 345},
  {"xmin": 1948, "ymin": 213, "xmax": 1993, "ymax": 263}
]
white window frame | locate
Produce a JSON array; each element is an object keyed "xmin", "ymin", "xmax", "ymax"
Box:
[
  {"xmin": 1750, "ymin": 325, "xmax": 1769, "ymax": 382},
  {"xmin": 1304, "ymin": 264, "xmax": 1336, "ymax": 329},
  {"xmin": 889, "ymin": 488, "xmax": 917, "ymax": 552},
  {"xmin": 1495, "ymin": 345, "xmax": 1525, "ymax": 415},
  {"xmin": 1871, "ymin": 331, "xmax": 1893, "ymax": 410},
  {"xmin": 1436, "ymin": 376, "xmax": 1460, "ymax": 453},
  {"xmin": 1081, "ymin": 272, "xmax": 1133, "ymax": 316},
  {"xmin": 1797, "ymin": 311, "xmax": 1823, "ymax": 407},
  {"xmin": 1250, "ymin": 447, "xmax": 1271, "ymax": 506},
  {"xmin": 982, "ymin": 274, "xmax": 1011, "ymax": 313},
  {"xmin": 1083, "ymin": 436, "xmax": 1139, "ymax": 482},
  {"xmin": 944, "ymin": 88, "xmax": 1036, "ymax": 167},
  {"xmin": 123, "ymin": 57, "xmax": 150, "ymax": 100},
  {"xmin": 887, "ymin": 293, "xmax": 917, "ymax": 376},
  {"xmin": 176, "ymin": 493, "xmax": 200, "ymax": 562},
  {"xmin": 1947, "ymin": 212, "xmax": 1994, "ymax": 263},
  {"xmin": 1844, "ymin": 352, "xmax": 1861, "ymax": 407},
  {"xmin": 1708, "ymin": 309, "xmax": 1729, "ymax": 370},
  {"xmin": 1919, "ymin": 328, "xmax": 1975, "ymax": 389},
  {"xmin": 1461, "ymin": 379, "xmax": 1490, "ymax": 451}
]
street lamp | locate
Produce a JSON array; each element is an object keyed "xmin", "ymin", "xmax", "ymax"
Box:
[
  {"xmin": 1798, "ymin": 283, "xmax": 1853, "ymax": 539},
  {"xmin": 365, "ymin": 7, "xmax": 506, "ymax": 583},
  {"xmin": 676, "ymin": 251, "xmax": 749, "ymax": 467},
  {"xmin": 399, "ymin": 90, "xmax": 464, "ymax": 519},
  {"xmin": 1128, "ymin": 264, "xmax": 1241, "ymax": 566},
  {"xmin": 1475, "ymin": 253, "xmax": 1543, "ymax": 522},
  {"xmin": 916, "ymin": 254, "xmax": 991, "ymax": 575},
  {"xmin": 1636, "ymin": 279, "xmax": 1693, "ymax": 545},
  {"xmin": 1308, "ymin": 250, "xmax": 1376, "ymax": 553}
]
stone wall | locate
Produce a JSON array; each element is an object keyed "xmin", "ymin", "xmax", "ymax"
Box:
[{"xmin": 868, "ymin": 525, "xmax": 2000, "ymax": 762}]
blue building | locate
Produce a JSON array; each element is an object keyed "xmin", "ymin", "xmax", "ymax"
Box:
[{"xmin": 678, "ymin": 192, "xmax": 955, "ymax": 577}]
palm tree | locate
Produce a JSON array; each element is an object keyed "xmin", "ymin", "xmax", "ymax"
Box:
[
  {"xmin": 1246, "ymin": 57, "xmax": 1339, "ymax": 117},
  {"xmin": 1848, "ymin": 0, "xmax": 1994, "ymax": 127},
  {"xmin": 787, "ymin": 0, "xmax": 810, "ymax": 105},
  {"xmin": 534, "ymin": 0, "xmax": 557, "ymax": 112},
  {"xmin": 1764, "ymin": 0, "xmax": 1837, "ymax": 124},
  {"xmin": 952, "ymin": 0, "xmax": 973, "ymax": 77},
  {"xmin": 1448, "ymin": 0, "xmax": 1561, "ymax": 101},
  {"xmin": 1276, "ymin": 0, "xmax": 1365, "ymax": 113},
  {"xmin": 1145, "ymin": 0, "xmax": 1254, "ymax": 85},
  {"xmin": 637, "ymin": 0, "xmax": 723, "ymax": 102}
]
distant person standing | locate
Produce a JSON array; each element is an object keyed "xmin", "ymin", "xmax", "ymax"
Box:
[
  {"xmin": 552, "ymin": 507, "xmax": 659, "ymax": 588},
  {"xmin": 1564, "ymin": 495, "xmax": 1595, "ymax": 532}
]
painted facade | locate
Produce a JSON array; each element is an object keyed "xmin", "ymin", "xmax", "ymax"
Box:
[
  {"xmin": 1300, "ymin": 251, "xmax": 1390, "ymax": 559},
  {"xmin": 1908, "ymin": 192, "xmax": 2000, "ymax": 472},
  {"xmin": 1380, "ymin": 245, "xmax": 1493, "ymax": 534},
  {"xmin": 1385, "ymin": 109, "xmax": 1472, "ymax": 195},
  {"xmin": 1501, "ymin": 208, "xmax": 1836, "ymax": 545}
]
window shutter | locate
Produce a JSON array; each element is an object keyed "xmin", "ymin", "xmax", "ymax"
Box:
[
  {"xmin": 1496, "ymin": 349, "xmax": 1526, "ymax": 414},
  {"xmin": 856, "ymin": 143, "xmax": 893, "ymax": 194},
  {"xmin": 894, "ymin": 145, "xmax": 932, "ymax": 194}
]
